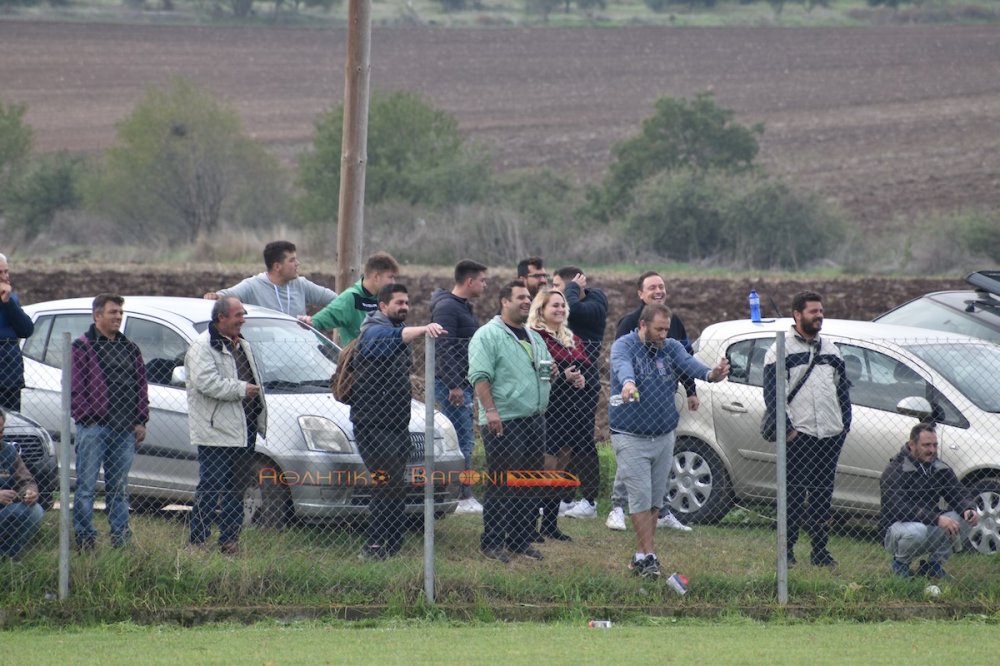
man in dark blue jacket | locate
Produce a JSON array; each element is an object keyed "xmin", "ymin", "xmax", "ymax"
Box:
[
  {"xmin": 0, "ymin": 254, "xmax": 34, "ymax": 412},
  {"xmin": 352, "ymin": 284, "xmax": 445, "ymax": 560},
  {"xmin": 430, "ymin": 260, "xmax": 487, "ymax": 515}
]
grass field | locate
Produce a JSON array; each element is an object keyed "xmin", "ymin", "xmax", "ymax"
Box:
[{"xmin": 2, "ymin": 619, "xmax": 997, "ymax": 665}]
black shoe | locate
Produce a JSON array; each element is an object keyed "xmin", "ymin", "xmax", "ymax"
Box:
[
  {"xmin": 481, "ymin": 546, "xmax": 511, "ymax": 563},
  {"xmin": 628, "ymin": 554, "xmax": 661, "ymax": 578},
  {"xmin": 810, "ymin": 550, "xmax": 837, "ymax": 568},
  {"xmin": 514, "ymin": 547, "xmax": 545, "ymax": 561},
  {"xmin": 358, "ymin": 545, "xmax": 389, "ymax": 561},
  {"xmin": 540, "ymin": 529, "xmax": 573, "ymax": 542},
  {"xmin": 531, "ymin": 531, "xmax": 545, "ymax": 543},
  {"xmin": 916, "ymin": 559, "xmax": 950, "ymax": 580},
  {"xmin": 786, "ymin": 550, "xmax": 797, "ymax": 567},
  {"xmin": 76, "ymin": 537, "xmax": 96, "ymax": 553},
  {"xmin": 111, "ymin": 531, "xmax": 132, "ymax": 549}
]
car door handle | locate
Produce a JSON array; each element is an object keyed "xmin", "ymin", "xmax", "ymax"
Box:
[{"xmin": 721, "ymin": 402, "xmax": 749, "ymax": 414}]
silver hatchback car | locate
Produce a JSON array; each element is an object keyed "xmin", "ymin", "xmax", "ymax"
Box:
[
  {"xmin": 18, "ymin": 297, "xmax": 463, "ymax": 526},
  {"xmin": 671, "ymin": 318, "xmax": 1000, "ymax": 555}
]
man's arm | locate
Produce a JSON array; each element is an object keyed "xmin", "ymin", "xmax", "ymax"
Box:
[
  {"xmin": 431, "ymin": 300, "xmax": 464, "ymax": 390},
  {"xmin": 473, "ymin": 379, "xmax": 502, "ymax": 436},
  {"xmin": 301, "ymin": 278, "xmax": 338, "ymax": 308},
  {"xmin": 0, "ymin": 294, "xmax": 34, "ymax": 339},
  {"xmin": 310, "ymin": 291, "xmax": 353, "ymax": 332},
  {"xmin": 132, "ymin": 344, "xmax": 150, "ymax": 444},
  {"xmin": 185, "ymin": 342, "xmax": 249, "ymax": 401}
]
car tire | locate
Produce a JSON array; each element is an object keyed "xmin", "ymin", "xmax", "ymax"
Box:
[
  {"xmin": 667, "ymin": 438, "xmax": 734, "ymax": 524},
  {"xmin": 966, "ymin": 477, "xmax": 1000, "ymax": 555},
  {"xmin": 244, "ymin": 457, "xmax": 294, "ymax": 529}
]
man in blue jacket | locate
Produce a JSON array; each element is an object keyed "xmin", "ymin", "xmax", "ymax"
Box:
[
  {"xmin": 0, "ymin": 254, "xmax": 34, "ymax": 412},
  {"xmin": 351, "ymin": 284, "xmax": 445, "ymax": 560},
  {"xmin": 609, "ymin": 303, "xmax": 729, "ymax": 578}
]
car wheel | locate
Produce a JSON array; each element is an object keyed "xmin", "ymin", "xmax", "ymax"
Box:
[
  {"xmin": 967, "ymin": 478, "xmax": 1000, "ymax": 555},
  {"xmin": 667, "ymin": 438, "xmax": 734, "ymax": 524},
  {"xmin": 244, "ymin": 457, "xmax": 294, "ymax": 529}
]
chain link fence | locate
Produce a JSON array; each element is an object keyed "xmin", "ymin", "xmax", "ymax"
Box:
[{"xmin": 3, "ymin": 310, "xmax": 998, "ymax": 607}]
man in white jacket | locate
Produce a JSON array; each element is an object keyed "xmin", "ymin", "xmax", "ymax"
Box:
[{"xmin": 185, "ymin": 296, "xmax": 267, "ymax": 556}]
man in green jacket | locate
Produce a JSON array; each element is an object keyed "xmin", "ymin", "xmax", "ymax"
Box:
[
  {"xmin": 308, "ymin": 252, "xmax": 399, "ymax": 344},
  {"xmin": 468, "ymin": 281, "xmax": 553, "ymax": 563}
]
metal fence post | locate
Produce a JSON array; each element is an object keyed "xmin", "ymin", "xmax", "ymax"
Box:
[
  {"xmin": 58, "ymin": 331, "xmax": 71, "ymax": 601},
  {"xmin": 775, "ymin": 331, "xmax": 788, "ymax": 605},
  {"xmin": 423, "ymin": 335, "xmax": 436, "ymax": 604}
]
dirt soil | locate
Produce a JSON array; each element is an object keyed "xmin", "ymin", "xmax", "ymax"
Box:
[{"xmin": 1, "ymin": 22, "xmax": 999, "ymax": 226}]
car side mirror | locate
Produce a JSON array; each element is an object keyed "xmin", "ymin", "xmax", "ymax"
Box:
[
  {"xmin": 171, "ymin": 366, "xmax": 187, "ymax": 387},
  {"xmin": 896, "ymin": 396, "xmax": 932, "ymax": 421}
]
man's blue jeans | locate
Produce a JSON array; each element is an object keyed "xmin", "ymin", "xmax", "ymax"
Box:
[
  {"xmin": 0, "ymin": 502, "xmax": 44, "ymax": 557},
  {"xmin": 434, "ymin": 379, "xmax": 475, "ymax": 500},
  {"xmin": 73, "ymin": 424, "xmax": 136, "ymax": 543},
  {"xmin": 190, "ymin": 445, "xmax": 254, "ymax": 546}
]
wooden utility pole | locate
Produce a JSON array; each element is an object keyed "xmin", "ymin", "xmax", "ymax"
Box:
[{"xmin": 335, "ymin": 0, "xmax": 372, "ymax": 293}]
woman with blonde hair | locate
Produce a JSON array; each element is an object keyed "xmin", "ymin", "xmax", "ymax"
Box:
[{"xmin": 528, "ymin": 289, "xmax": 592, "ymax": 541}]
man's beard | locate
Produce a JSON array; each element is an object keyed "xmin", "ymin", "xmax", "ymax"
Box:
[{"xmin": 389, "ymin": 312, "xmax": 407, "ymax": 325}]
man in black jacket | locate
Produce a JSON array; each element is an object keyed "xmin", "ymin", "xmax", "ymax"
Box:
[
  {"xmin": 351, "ymin": 284, "xmax": 445, "ymax": 560},
  {"xmin": 430, "ymin": 260, "xmax": 488, "ymax": 514},
  {"xmin": 880, "ymin": 422, "xmax": 978, "ymax": 579}
]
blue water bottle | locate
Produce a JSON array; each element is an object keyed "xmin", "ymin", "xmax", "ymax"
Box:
[{"xmin": 749, "ymin": 289, "xmax": 761, "ymax": 323}]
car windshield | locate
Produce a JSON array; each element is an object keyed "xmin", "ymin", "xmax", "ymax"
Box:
[
  {"xmin": 196, "ymin": 317, "xmax": 339, "ymax": 390},
  {"xmin": 905, "ymin": 342, "xmax": 1000, "ymax": 412},
  {"xmin": 877, "ymin": 298, "xmax": 1000, "ymax": 344}
]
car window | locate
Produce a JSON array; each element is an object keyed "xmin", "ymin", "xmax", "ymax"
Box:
[
  {"xmin": 726, "ymin": 338, "xmax": 772, "ymax": 387},
  {"xmin": 41, "ymin": 314, "xmax": 93, "ymax": 368},
  {"xmin": 241, "ymin": 318, "xmax": 338, "ymax": 387},
  {"xmin": 21, "ymin": 315, "xmax": 53, "ymax": 363},
  {"xmin": 124, "ymin": 317, "xmax": 189, "ymax": 386},
  {"xmin": 907, "ymin": 342, "xmax": 1000, "ymax": 413},
  {"xmin": 876, "ymin": 298, "xmax": 1000, "ymax": 345},
  {"xmin": 836, "ymin": 343, "xmax": 965, "ymax": 426}
]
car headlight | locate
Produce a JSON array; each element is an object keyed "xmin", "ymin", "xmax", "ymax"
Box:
[
  {"xmin": 299, "ymin": 415, "xmax": 354, "ymax": 454},
  {"xmin": 434, "ymin": 413, "xmax": 460, "ymax": 455}
]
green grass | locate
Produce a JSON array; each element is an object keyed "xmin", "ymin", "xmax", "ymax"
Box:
[{"xmin": 2, "ymin": 618, "xmax": 999, "ymax": 664}]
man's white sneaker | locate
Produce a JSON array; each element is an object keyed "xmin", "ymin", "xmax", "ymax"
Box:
[
  {"xmin": 564, "ymin": 500, "xmax": 597, "ymax": 519},
  {"xmin": 605, "ymin": 506, "xmax": 627, "ymax": 531},
  {"xmin": 558, "ymin": 500, "xmax": 576, "ymax": 517},
  {"xmin": 656, "ymin": 511, "xmax": 692, "ymax": 531},
  {"xmin": 455, "ymin": 498, "xmax": 483, "ymax": 515}
]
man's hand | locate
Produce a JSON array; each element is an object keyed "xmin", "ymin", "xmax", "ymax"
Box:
[
  {"xmin": 134, "ymin": 424, "xmax": 147, "ymax": 445},
  {"xmin": 687, "ymin": 395, "xmax": 700, "ymax": 411},
  {"xmin": 448, "ymin": 387, "xmax": 465, "ymax": 407},
  {"xmin": 202, "ymin": 292, "xmax": 220, "ymax": 300},
  {"xmin": 485, "ymin": 408, "xmax": 503, "ymax": 437},
  {"xmin": 620, "ymin": 380, "xmax": 639, "ymax": 403},
  {"xmin": 297, "ymin": 315, "xmax": 313, "ymax": 326},
  {"xmin": 246, "ymin": 383, "xmax": 261, "ymax": 398},
  {"xmin": 571, "ymin": 273, "xmax": 587, "ymax": 289},
  {"xmin": 786, "ymin": 429, "xmax": 799, "ymax": 443},
  {"xmin": 963, "ymin": 509, "xmax": 979, "ymax": 527},
  {"xmin": 707, "ymin": 358, "xmax": 730, "ymax": 382},
  {"xmin": 0, "ymin": 489, "xmax": 18, "ymax": 506},
  {"xmin": 423, "ymin": 323, "xmax": 446, "ymax": 338},
  {"xmin": 20, "ymin": 487, "xmax": 38, "ymax": 506},
  {"xmin": 938, "ymin": 513, "xmax": 961, "ymax": 536},
  {"xmin": 564, "ymin": 365, "xmax": 585, "ymax": 389},
  {"xmin": 0, "ymin": 282, "xmax": 11, "ymax": 303}
]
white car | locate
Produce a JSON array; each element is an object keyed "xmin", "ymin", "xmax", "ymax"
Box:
[
  {"xmin": 671, "ymin": 318, "xmax": 1000, "ymax": 555},
  {"xmin": 18, "ymin": 297, "xmax": 463, "ymax": 526}
]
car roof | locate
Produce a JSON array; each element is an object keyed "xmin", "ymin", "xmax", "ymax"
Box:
[
  {"xmin": 21, "ymin": 296, "xmax": 294, "ymax": 325},
  {"xmin": 699, "ymin": 318, "xmax": 989, "ymax": 345}
]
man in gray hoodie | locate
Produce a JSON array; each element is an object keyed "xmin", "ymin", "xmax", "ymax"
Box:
[{"xmin": 204, "ymin": 240, "xmax": 336, "ymax": 319}]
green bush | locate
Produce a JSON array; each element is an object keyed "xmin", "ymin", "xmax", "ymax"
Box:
[
  {"xmin": 957, "ymin": 210, "xmax": 1000, "ymax": 263},
  {"xmin": 588, "ymin": 92, "xmax": 762, "ymax": 221},
  {"xmin": 622, "ymin": 169, "xmax": 847, "ymax": 269},
  {"xmin": 0, "ymin": 99, "xmax": 32, "ymax": 196},
  {"xmin": 84, "ymin": 77, "xmax": 288, "ymax": 242},
  {"xmin": 2, "ymin": 152, "xmax": 82, "ymax": 240},
  {"xmin": 296, "ymin": 90, "xmax": 491, "ymax": 225}
]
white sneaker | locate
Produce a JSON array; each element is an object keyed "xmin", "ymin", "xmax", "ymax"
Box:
[
  {"xmin": 455, "ymin": 498, "xmax": 483, "ymax": 515},
  {"xmin": 564, "ymin": 500, "xmax": 597, "ymax": 519},
  {"xmin": 558, "ymin": 500, "xmax": 576, "ymax": 517},
  {"xmin": 656, "ymin": 511, "xmax": 692, "ymax": 531},
  {"xmin": 605, "ymin": 506, "xmax": 627, "ymax": 531}
]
